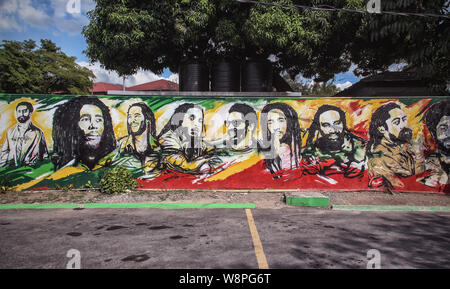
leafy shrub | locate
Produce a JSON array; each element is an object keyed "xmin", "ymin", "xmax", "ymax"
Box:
[
  {"xmin": 55, "ymin": 184, "xmax": 75, "ymax": 192},
  {"xmin": 83, "ymin": 180, "xmax": 94, "ymax": 189},
  {"xmin": 0, "ymin": 177, "xmax": 10, "ymax": 193},
  {"xmin": 99, "ymin": 166, "xmax": 137, "ymax": 195}
]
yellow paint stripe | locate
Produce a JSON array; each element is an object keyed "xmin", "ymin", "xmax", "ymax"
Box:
[
  {"xmin": 245, "ymin": 209, "xmax": 269, "ymax": 269},
  {"xmin": 206, "ymin": 153, "xmax": 261, "ymax": 182},
  {"xmin": 13, "ymin": 166, "xmax": 86, "ymax": 191},
  {"xmin": 13, "ymin": 172, "xmax": 52, "ymax": 191},
  {"xmin": 47, "ymin": 166, "xmax": 86, "ymax": 180}
]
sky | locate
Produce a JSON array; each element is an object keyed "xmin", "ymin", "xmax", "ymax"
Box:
[{"xmin": 0, "ymin": 0, "xmax": 358, "ymax": 90}]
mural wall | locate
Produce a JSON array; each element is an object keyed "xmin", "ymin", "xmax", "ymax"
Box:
[{"xmin": 0, "ymin": 94, "xmax": 448, "ymax": 193}]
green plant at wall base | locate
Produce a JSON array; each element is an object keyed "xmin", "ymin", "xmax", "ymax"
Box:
[
  {"xmin": 99, "ymin": 166, "xmax": 138, "ymax": 195},
  {"xmin": 83, "ymin": 180, "xmax": 95, "ymax": 190},
  {"xmin": 55, "ymin": 184, "xmax": 75, "ymax": 192},
  {"xmin": 0, "ymin": 177, "xmax": 10, "ymax": 193}
]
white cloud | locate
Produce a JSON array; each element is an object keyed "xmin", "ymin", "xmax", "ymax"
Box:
[
  {"xmin": 51, "ymin": 0, "xmax": 75, "ymax": 19},
  {"xmin": 336, "ymin": 81, "xmax": 353, "ymax": 91},
  {"xmin": 77, "ymin": 61, "xmax": 179, "ymax": 86},
  {"xmin": 18, "ymin": 1, "xmax": 52, "ymax": 27},
  {"xmin": 0, "ymin": 14, "xmax": 21, "ymax": 30},
  {"xmin": 0, "ymin": 0, "xmax": 22, "ymax": 30},
  {"xmin": 168, "ymin": 73, "xmax": 179, "ymax": 84},
  {"xmin": 0, "ymin": 0, "xmax": 95, "ymax": 34},
  {"xmin": 388, "ymin": 62, "xmax": 408, "ymax": 72},
  {"xmin": 0, "ymin": 0, "xmax": 19, "ymax": 13}
]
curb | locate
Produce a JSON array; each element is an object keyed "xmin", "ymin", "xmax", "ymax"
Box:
[
  {"xmin": 0, "ymin": 203, "xmax": 257, "ymax": 210},
  {"xmin": 332, "ymin": 205, "xmax": 450, "ymax": 212},
  {"xmin": 285, "ymin": 196, "xmax": 330, "ymax": 207}
]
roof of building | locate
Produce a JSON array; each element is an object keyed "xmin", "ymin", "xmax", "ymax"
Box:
[
  {"xmin": 90, "ymin": 82, "xmax": 123, "ymax": 93},
  {"xmin": 334, "ymin": 71, "xmax": 441, "ymax": 96},
  {"xmin": 126, "ymin": 79, "xmax": 179, "ymax": 91}
]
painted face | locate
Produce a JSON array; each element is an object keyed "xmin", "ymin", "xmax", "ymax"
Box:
[
  {"xmin": 436, "ymin": 115, "xmax": 450, "ymax": 151},
  {"xmin": 226, "ymin": 112, "xmax": 247, "ymax": 140},
  {"xmin": 267, "ymin": 109, "xmax": 287, "ymax": 140},
  {"xmin": 127, "ymin": 106, "xmax": 145, "ymax": 135},
  {"xmin": 16, "ymin": 105, "xmax": 31, "ymax": 123},
  {"xmin": 319, "ymin": 110, "xmax": 344, "ymax": 141},
  {"xmin": 78, "ymin": 104, "xmax": 104, "ymax": 149},
  {"xmin": 385, "ymin": 107, "xmax": 412, "ymax": 144},
  {"xmin": 181, "ymin": 107, "xmax": 203, "ymax": 137}
]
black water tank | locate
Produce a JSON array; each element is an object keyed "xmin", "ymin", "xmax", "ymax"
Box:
[
  {"xmin": 179, "ymin": 59, "xmax": 209, "ymax": 91},
  {"xmin": 241, "ymin": 59, "xmax": 273, "ymax": 92},
  {"xmin": 211, "ymin": 60, "xmax": 241, "ymax": 92}
]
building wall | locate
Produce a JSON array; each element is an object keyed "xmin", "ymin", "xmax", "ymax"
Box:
[{"xmin": 0, "ymin": 94, "xmax": 448, "ymax": 193}]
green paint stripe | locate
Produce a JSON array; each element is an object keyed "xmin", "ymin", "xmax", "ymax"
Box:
[
  {"xmin": 0, "ymin": 203, "xmax": 256, "ymax": 210},
  {"xmin": 82, "ymin": 203, "xmax": 256, "ymax": 209},
  {"xmin": 0, "ymin": 203, "xmax": 80, "ymax": 209},
  {"xmin": 333, "ymin": 205, "xmax": 450, "ymax": 212},
  {"xmin": 286, "ymin": 197, "xmax": 330, "ymax": 207}
]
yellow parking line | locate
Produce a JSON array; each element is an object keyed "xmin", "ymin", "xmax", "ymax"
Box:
[{"xmin": 245, "ymin": 209, "xmax": 269, "ymax": 269}]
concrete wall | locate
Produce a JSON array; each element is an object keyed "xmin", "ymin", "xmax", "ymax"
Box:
[{"xmin": 0, "ymin": 94, "xmax": 448, "ymax": 193}]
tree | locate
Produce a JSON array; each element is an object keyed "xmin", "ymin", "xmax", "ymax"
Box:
[
  {"xmin": 0, "ymin": 40, "xmax": 41, "ymax": 94},
  {"xmin": 82, "ymin": 0, "xmax": 449, "ymax": 93},
  {"xmin": 0, "ymin": 39, "xmax": 95, "ymax": 94},
  {"xmin": 82, "ymin": 0, "xmax": 363, "ymax": 79},
  {"xmin": 349, "ymin": 0, "xmax": 449, "ymax": 93}
]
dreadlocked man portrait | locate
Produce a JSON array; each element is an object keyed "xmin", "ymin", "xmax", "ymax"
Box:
[
  {"xmin": 421, "ymin": 100, "xmax": 450, "ymax": 190},
  {"xmin": 115, "ymin": 102, "xmax": 163, "ymax": 179},
  {"xmin": 302, "ymin": 104, "xmax": 366, "ymax": 178},
  {"xmin": 52, "ymin": 96, "xmax": 117, "ymax": 171},
  {"xmin": 367, "ymin": 102, "xmax": 425, "ymax": 190},
  {"xmin": 258, "ymin": 102, "xmax": 302, "ymax": 178},
  {"xmin": 158, "ymin": 103, "xmax": 222, "ymax": 175}
]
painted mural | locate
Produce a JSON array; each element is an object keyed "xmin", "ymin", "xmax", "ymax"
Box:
[{"xmin": 0, "ymin": 94, "xmax": 448, "ymax": 193}]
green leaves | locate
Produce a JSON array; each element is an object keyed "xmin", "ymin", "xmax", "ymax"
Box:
[
  {"xmin": 82, "ymin": 0, "xmax": 448, "ymax": 92},
  {"xmin": 351, "ymin": 0, "xmax": 449, "ymax": 93},
  {"xmin": 0, "ymin": 39, "xmax": 95, "ymax": 94},
  {"xmin": 99, "ymin": 166, "xmax": 138, "ymax": 195},
  {"xmin": 83, "ymin": 0, "xmax": 176, "ymax": 75}
]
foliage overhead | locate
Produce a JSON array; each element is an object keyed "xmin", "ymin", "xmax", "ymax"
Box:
[
  {"xmin": 349, "ymin": 0, "xmax": 449, "ymax": 93},
  {"xmin": 83, "ymin": 0, "xmax": 449, "ymax": 93},
  {"xmin": 0, "ymin": 39, "xmax": 95, "ymax": 94}
]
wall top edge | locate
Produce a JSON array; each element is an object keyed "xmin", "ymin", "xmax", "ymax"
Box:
[
  {"xmin": 0, "ymin": 93, "xmax": 448, "ymax": 100},
  {"xmin": 107, "ymin": 91, "xmax": 305, "ymax": 97}
]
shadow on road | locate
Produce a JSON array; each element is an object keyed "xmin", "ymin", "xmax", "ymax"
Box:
[{"xmin": 255, "ymin": 210, "xmax": 450, "ymax": 269}]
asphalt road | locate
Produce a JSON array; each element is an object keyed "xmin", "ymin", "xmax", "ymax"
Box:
[{"xmin": 0, "ymin": 208, "xmax": 449, "ymax": 269}]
